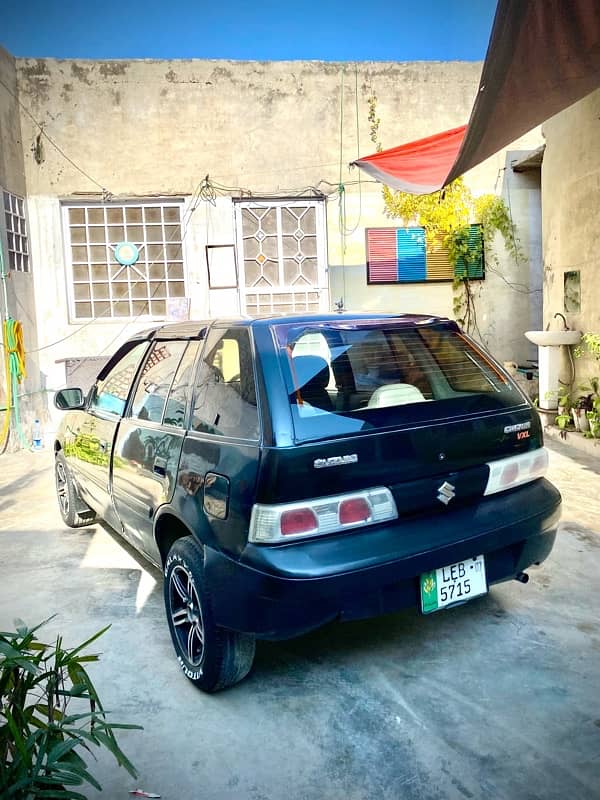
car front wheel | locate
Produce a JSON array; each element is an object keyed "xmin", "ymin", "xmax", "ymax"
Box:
[
  {"xmin": 55, "ymin": 451, "xmax": 97, "ymax": 528},
  {"xmin": 164, "ymin": 536, "xmax": 256, "ymax": 692}
]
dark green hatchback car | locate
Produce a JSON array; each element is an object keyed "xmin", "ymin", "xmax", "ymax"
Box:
[{"xmin": 54, "ymin": 313, "xmax": 561, "ymax": 691}]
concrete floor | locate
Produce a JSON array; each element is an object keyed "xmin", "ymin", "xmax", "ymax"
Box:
[{"xmin": 1, "ymin": 441, "xmax": 599, "ymax": 800}]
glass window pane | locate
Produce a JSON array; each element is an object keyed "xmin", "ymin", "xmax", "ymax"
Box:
[
  {"xmin": 107, "ymin": 207, "xmax": 123, "ymax": 224},
  {"xmin": 89, "ymin": 227, "xmax": 106, "ymax": 244},
  {"xmin": 107, "ymin": 225, "xmax": 125, "ymax": 242},
  {"xmin": 166, "ymin": 263, "xmax": 184, "ymax": 279},
  {"xmin": 164, "ymin": 341, "xmax": 201, "ymax": 427},
  {"xmin": 146, "ymin": 226, "xmax": 163, "ymax": 243},
  {"xmin": 70, "ymin": 227, "xmax": 87, "ymax": 244},
  {"xmin": 74, "ymin": 301, "xmax": 92, "ymax": 318},
  {"xmin": 114, "ymin": 300, "xmax": 131, "ymax": 316},
  {"xmin": 126, "ymin": 225, "xmax": 144, "ymax": 240},
  {"xmin": 192, "ymin": 329, "xmax": 259, "ymax": 440},
  {"xmin": 92, "ymin": 341, "xmax": 148, "ymax": 415},
  {"xmin": 144, "ymin": 207, "xmax": 161, "ymax": 224},
  {"xmin": 73, "ymin": 265, "xmax": 89, "ymax": 281},
  {"xmin": 125, "ymin": 206, "xmax": 143, "ymax": 224},
  {"xmin": 163, "ymin": 206, "xmax": 181, "ymax": 223},
  {"xmin": 87, "ymin": 208, "xmax": 105, "ymax": 225},
  {"xmin": 168, "ymin": 282, "xmax": 185, "ymax": 297},
  {"xmin": 69, "ymin": 208, "xmax": 85, "ymax": 225},
  {"xmin": 130, "ymin": 340, "xmax": 187, "ymax": 422}
]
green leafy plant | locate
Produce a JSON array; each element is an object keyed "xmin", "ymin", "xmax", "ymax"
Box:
[
  {"xmin": 555, "ymin": 412, "xmax": 571, "ymax": 431},
  {"xmin": 0, "ymin": 618, "xmax": 141, "ymax": 799}
]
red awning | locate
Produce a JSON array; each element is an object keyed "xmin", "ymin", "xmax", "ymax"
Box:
[
  {"xmin": 351, "ymin": 125, "xmax": 467, "ymax": 194},
  {"xmin": 352, "ymin": 0, "xmax": 600, "ymax": 195}
]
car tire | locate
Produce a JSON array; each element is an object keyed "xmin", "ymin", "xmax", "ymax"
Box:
[
  {"xmin": 54, "ymin": 451, "xmax": 97, "ymax": 528},
  {"xmin": 164, "ymin": 536, "xmax": 256, "ymax": 692}
]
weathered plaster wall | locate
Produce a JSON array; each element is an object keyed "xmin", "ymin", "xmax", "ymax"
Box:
[
  {"xmin": 542, "ymin": 89, "xmax": 600, "ymax": 388},
  {"xmin": 11, "ymin": 56, "xmax": 544, "ymax": 427},
  {"xmin": 16, "ymin": 58, "xmax": 484, "ymax": 389},
  {"xmin": 0, "ymin": 46, "xmax": 42, "ymax": 444}
]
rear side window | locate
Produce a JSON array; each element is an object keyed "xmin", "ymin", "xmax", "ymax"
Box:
[
  {"xmin": 191, "ymin": 328, "xmax": 259, "ymax": 440},
  {"xmin": 273, "ymin": 320, "xmax": 524, "ymax": 442},
  {"xmin": 163, "ymin": 341, "xmax": 202, "ymax": 428},
  {"xmin": 90, "ymin": 341, "xmax": 149, "ymax": 416},
  {"xmin": 130, "ymin": 340, "xmax": 188, "ymax": 423}
]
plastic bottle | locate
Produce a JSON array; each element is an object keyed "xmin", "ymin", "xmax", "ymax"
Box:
[{"xmin": 32, "ymin": 419, "xmax": 43, "ymax": 451}]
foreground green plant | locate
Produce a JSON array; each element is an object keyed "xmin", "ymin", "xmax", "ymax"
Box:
[{"xmin": 0, "ymin": 619, "xmax": 141, "ymax": 799}]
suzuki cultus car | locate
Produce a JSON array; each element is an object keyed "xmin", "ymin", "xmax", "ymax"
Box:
[{"xmin": 54, "ymin": 314, "xmax": 561, "ymax": 691}]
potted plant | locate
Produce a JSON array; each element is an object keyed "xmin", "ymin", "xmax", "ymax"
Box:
[
  {"xmin": 0, "ymin": 618, "xmax": 140, "ymax": 799},
  {"xmin": 586, "ymin": 396, "xmax": 600, "ymax": 438},
  {"xmin": 572, "ymin": 393, "xmax": 592, "ymax": 432},
  {"xmin": 557, "ymin": 390, "xmax": 570, "ymax": 416}
]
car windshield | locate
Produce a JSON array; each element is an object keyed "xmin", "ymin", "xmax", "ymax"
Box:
[{"xmin": 272, "ymin": 319, "xmax": 525, "ymax": 442}]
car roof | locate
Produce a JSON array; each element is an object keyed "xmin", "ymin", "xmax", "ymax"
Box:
[{"xmin": 129, "ymin": 312, "xmax": 451, "ymax": 342}]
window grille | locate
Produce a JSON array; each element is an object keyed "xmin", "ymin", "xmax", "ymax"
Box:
[
  {"xmin": 234, "ymin": 200, "xmax": 327, "ymax": 315},
  {"xmin": 63, "ymin": 201, "xmax": 185, "ymax": 320},
  {"xmin": 3, "ymin": 191, "xmax": 30, "ymax": 273}
]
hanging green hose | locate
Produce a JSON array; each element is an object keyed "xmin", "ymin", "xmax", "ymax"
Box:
[{"xmin": 0, "ymin": 245, "xmax": 31, "ymax": 452}]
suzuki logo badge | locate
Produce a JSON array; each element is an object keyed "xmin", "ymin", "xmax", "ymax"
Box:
[{"xmin": 437, "ymin": 481, "xmax": 456, "ymax": 505}]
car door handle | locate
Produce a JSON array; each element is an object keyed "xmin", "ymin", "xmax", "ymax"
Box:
[{"xmin": 153, "ymin": 457, "xmax": 167, "ymax": 476}]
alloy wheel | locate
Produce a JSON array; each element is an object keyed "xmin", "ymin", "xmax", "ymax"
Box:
[
  {"xmin": 169, "ymin": 565, "xmax": 205, "ymax": 667},
  {"xmin": 55, "ymin": 461, "xmax": 69, "ymax": 516}
]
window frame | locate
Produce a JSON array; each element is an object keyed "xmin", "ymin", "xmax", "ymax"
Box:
[
  {"xmin": 233, "ymin": 198, "xmax": 329, "ymax": 315},
  {"xmin": 61, "ymin": 199, "xmax": 187, "ymax": 323},
  {"xmin": 2, "ymin": 189, "xmax": 30, "ymax": 273}
]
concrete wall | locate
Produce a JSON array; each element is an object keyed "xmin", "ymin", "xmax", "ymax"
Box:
[
  {"xmin": 6, "ymin": 55, "xmax": 546, "ymax": 438},
  {"xmin": 542, "ymin": 89, "xmax": 600, "ymax": 390},
  {"xmin": 0, "ymin": 46, "xmax": 42, "ymax": 447}
]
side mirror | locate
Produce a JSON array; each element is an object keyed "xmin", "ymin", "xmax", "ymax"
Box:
[{"xmin": 54, "ymin": 388, "xmax": 85, "ymax": 411}]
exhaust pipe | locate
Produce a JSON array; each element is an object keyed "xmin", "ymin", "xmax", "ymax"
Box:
[{"xmin": 515, "ymin": 572, "xmax": 530, "ymax": 584}]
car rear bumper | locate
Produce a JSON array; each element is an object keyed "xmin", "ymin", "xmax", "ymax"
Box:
[{"xmin": 203, "ymin": 479, "xmax": 561, "ymax": 639}]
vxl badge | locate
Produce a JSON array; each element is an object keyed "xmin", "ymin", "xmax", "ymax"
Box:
[{"xmin": 437, "ymin": 481, "xmax": 456, "ymax": 506}]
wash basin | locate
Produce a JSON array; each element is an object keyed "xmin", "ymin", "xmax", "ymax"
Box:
[{"xmin": 525, "ymin": 330, "xmax": 581, "ymax": 347}]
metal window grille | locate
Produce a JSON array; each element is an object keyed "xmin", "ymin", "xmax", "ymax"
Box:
[
  {"xmin": 3, "ymin": 191, "xmax": 30, "ymax": 273},
  {"xmin": 63, "ymin": 201, "xmax": 186, "ymax": 321},
  {"xmin": 234, "ymin": 200, "xmax": 328, "ymax": 315}
]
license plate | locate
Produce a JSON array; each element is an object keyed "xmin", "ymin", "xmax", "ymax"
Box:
[{"xmin": 420, "ymin": 555, "xmax": 487, "ymax": 614}]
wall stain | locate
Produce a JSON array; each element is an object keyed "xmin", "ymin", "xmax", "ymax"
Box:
[
  {"xmin": 165, "ymin": 69, "xmax": 178, "ymax": 83},
  {"xmin": 99, "ymin": 62, "xmax": 129, "ymax": 77},
  {"xmin": 19, "ymin": 60, "xmax": 51, "ymax": 104},
  {"xmin": 210, "ymin": 66, "xmax": 234, "ymax": 82},
  {"xmin": 111, "ymin": 89, "xmax": 121, "ymax": 106},
  {"xmin": 60, "ymin": 83, "xmax": 73, "ymax": 102},
  {"xmin": 71, "ymin": 63, "xmax": 93, "ymax": 86}
]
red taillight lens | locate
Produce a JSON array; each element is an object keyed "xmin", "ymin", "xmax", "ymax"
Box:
[
  {"xmin": 280, "ymin": 508, "xmax": 318, "ymax": 536},
  {"xmin": 339, "ymin": 497, "xmax": 371, "ymax": 525}
]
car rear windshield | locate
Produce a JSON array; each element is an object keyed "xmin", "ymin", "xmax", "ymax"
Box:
[{"xmin": 272, "ymin": 319, "xmax": 526, "ymax": 442}]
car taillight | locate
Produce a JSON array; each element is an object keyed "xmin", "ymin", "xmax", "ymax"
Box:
[
  {"xmin": 484, "ymin": 447, "xmax": 549, "ymax": 496},
  {"xmin": 339, "ymin": 497, "xmax": 371, "ymax": 525},
  {"xmin": 249, "ymin": 487, "xmax": 397, "ymax": 544},
  {"xmin": 280, "ymin": 508, "xmax": 318, "ymax": 536}
]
